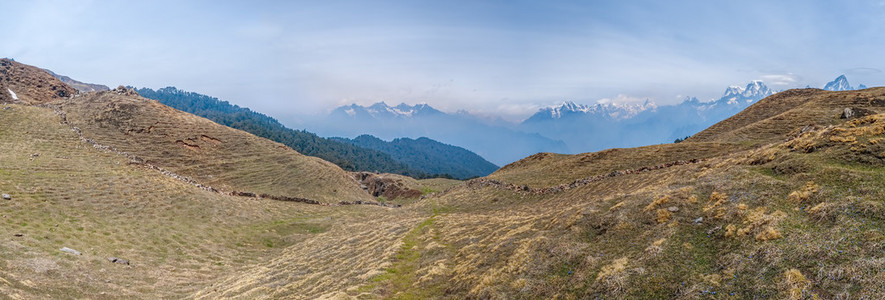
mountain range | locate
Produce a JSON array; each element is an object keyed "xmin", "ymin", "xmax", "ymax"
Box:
[
  {"xmin": 822, "ymin": 74, "xmax": 867, "ymax": 91},
  {"xmin": 517, "ymin": 80, "xmax": 776, "ymax": 152},
  {"xmin": 131, "ymin": 86, "xmax": 497, "ymax": 179},
  {"xmin": 304, "ymin": 75, "xmax": 868, "ymax": 165},
  {"xmin": 306, "ymin": 103, "xmax": 568, "ymax": 165}
]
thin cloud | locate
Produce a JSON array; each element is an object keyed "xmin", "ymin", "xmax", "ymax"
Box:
[
  {"xmin": 760, "ymin": 74, "xmax": 800, "ymax": 86},
  {"xmin": 597, "ymin": 94, "xmax": 650, "ymax": 105}
]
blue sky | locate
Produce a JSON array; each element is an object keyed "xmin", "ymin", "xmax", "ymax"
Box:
[{"xmin": 2, "ymin": 0, "xmax": 883, "ymax": 122}]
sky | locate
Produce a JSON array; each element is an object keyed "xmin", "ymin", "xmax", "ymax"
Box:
[{"xmin": 2, "ymin": 0, "xmax": 884, "ymax": 123}]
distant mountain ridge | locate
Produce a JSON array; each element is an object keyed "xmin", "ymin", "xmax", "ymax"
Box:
[
  {"xmin": 274, "ymin": 74, "xmax": 876, "ymax": 166},
  {"xmin": 332, "ymin": 135, "xmax": 499, "ymax": 179},
  {"xmin": 134, "ymin": 87, "xmax": 494, "ymax": 179},
  {"xmin": 823, "ymin": 74, "xmax": 867, "ymax": 91},
  {"xmin": 526, "ymin": 99, "xmax": 657, "ymax": 122},
  {"xmin": 308, "ymin": 102, "xmax": 568, "ymax": 165},
  {"xmin": 517, "ymin": 80, "xmax": 775, "ymax": 152},
  {"xmin": 45, "ymin": 69, "xmax": 110, "ymax": 93}
]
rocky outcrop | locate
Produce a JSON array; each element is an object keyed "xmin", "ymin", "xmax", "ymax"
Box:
[
  {"xmin": 351, "ymin": 172, "xmax": 422, "ymax": 200},
  {"xmin": 840, "ymin": 107, "xmax": 876, "ymax": 119},
  {"xmin": 0, "ymin": 59, "xmax": 77, "ymax": 104},
  {"xmin": 112, "ymin": 85, "xmax": 139, "ymax": 97}
]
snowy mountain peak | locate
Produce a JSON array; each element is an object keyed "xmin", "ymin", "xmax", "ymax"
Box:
[
  {"xmin": 742, "ymin": 80, "xmax": 773, "ymax": 99},
  {"xmin": 538, "ymin": 99, "xmax": 656, "ymax": 120},
  {"xmin": 719, "ymin": 80, "xmax": 773, "ymax": 105},
  {"xmin": 823, "ymin": 75, "xmax": 853, "ymax": 91},
  {"xmin": 724, "ymin": 86, "xmax": 744, "ymax": 98},
  {"xmin": 335, "ymin": 102, "xmax": 441, "ymax": 119}
]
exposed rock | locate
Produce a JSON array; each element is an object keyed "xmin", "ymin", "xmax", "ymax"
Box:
[
  {"xmin": 693, "ymin": 217, "xmax": 704, "ymax": 225},
  {"xmin": 1, "ymin": 193, "xmax": 10, "ymax": 200},
  {"xmin": 108, "ymin": 257, "xmax": 130, "ymax": 265},
  {"xmin": 350, "ymin": 172, "xmax": 422, "ymax": 200},
  {"xmin": 0, "ymin": 59, "xmax": 77, "ymax": 104},
  {"xmin": 841, "ymin": 107, "xmax": 876, "ymax": 119},
  {"xmin": 60, "ymin": 247, "xmax": 82, "ymax": 255},
  {"xmin": 113, "ymin": 86, "xmax": 139, "ymax": 96},
  {"xmin": 13, "ymin": 233, "xmax": 22, "ymax": 237},
  {"xmin": 667, "ymin": 206, "xmax": 679, "ymax": 212}
]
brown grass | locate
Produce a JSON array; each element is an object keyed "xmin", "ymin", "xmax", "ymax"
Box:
[
  {"xmin": 489, "ymin": 142, "xmax": 748, "ymax": 187},
  {"xmin": 0, "ymin": 59, "xmax": 77, "ymax": 105},
  {"xmin": 54, "ymin": 91, "xmax": 371, "ymax": 203},
  {"xmin": 0, "ymin": 104, "xmax": 379, "ymax": 298}
]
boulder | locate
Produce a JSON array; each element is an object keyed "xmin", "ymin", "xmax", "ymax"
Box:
[
  {"xmin": 1, "ymin": 193, "xmax": 10, "ymax": 200},
  {"xmin": 841, "ymin": 107, "xmax": 876, "ymax": 119},
  {"xmin": 108, "ymin": 257, "xmax": 130, "ymax": 265}
]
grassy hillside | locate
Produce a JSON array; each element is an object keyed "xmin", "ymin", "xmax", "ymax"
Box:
[
  {"xmin": 1, "ymin": 58, "xmax": 77, "ymax": 104},
  {"xmin": 333, "ymin": 134, "xmax": 499, "ymax": 179},
  {"xmin": 0, "ymin": 103, "xmax": 410, "ymax": 298},
  {"xmin": 202, "ymin": 87, "xmax": 885, "ymax": 299},
  {"xmin": 54, "ymin": 88, "xmax": 371, "ymax": 203},
  {"xmin": 134, "ymin": 87, "xmax": 450, "ymax": 178}
]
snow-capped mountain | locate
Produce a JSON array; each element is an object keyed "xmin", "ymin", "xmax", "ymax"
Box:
[
  {"xmin": 335, "ymin": 102, "xmax": 443, "ymax": 119},
  {"xmin": 530, "ymin": 99, "xmax": 657, "ymax": 121},
  {"xmin": 822, "ymin": 75, "xmax": 866, "ymax": 91},
  {"xmin": 824, "ymin": 75, "xmax": 852, "ymax": 91},
  {"xmin": 518, "ymin": 80, "xmax": 775, "ymax": 154},
  {"xmin": 299, "ymin": 76, "xmax": 865, "ymax": 165},
  {"xmin": 720, "ymin": 80, "xmax": 774, "ymax": 105}
]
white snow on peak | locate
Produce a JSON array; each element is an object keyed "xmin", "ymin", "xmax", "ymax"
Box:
[
  {"xmin": 7, "ymin": 88, "xmax": 17, "ymax": 100},
  {"xmin": 823, "ymin": 75, "xmax": 853, "ymax": 91},
  {"xmin": 358, "ymin": 102, "xmax": 431, "ymax": 118},
  {"xmin": 344, "ymin": 107, "xmax": 355, "ymax": 116},
  {"xmin": 724, "ymin": 86, "xmax": 744, "ymax": 97},
  {"xmin": 721, "ymin": 81, "xmax": 772, "ymax": 102},
  {"xmin": 545, "ymin": 99, "xmax": 656, "ymax": 120},
  {"xmin": 388, "ymin": 105, "xmax": 415, "ymax": 117}
]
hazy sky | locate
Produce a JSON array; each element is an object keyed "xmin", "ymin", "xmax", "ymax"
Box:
[{"xmin": 2, "ymin": 0, "xmax": 884, "ymax": 122}]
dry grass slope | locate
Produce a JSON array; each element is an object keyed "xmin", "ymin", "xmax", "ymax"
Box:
[
  {"xmin": 333, "ymin": 88, "xmax": 885, "ymax": 299},
  {"xmin": 0, "ymin": 59, "xmax": 77, "ymax": 105},
  {"xmin": 55, "ymin": 90, "xmax": 371, "ymax": 203},
  {"xmin": 489, "ymin": 142, "xmax": 748, "ymax": 187},
  {"xmin": 0, "ymin": 104, "xmax": 390, "ymax": 298},
  {"xmin": 691, "ymin": 88, "xmax": 885, "ymax": 144}
]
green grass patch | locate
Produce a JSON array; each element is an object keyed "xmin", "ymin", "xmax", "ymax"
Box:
[
  {"xmin": 359, "ymin": 215, "xmax": 444, "ymax": 299},
  {"xmin": 420, "ymin": 187, "xmax": 437, "ymax": 195}
]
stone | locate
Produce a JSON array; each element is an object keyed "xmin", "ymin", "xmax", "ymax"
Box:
[
  {"xmin": 108, "ymin": 257, "xmax": 130, "ymax": 265},
  {"xmin": 841, "ymin": 107, "xmax": 876, "ymax": 119},
  {"xmin": 1, "ymin": 194, "xmax": 10, "ymax": 200},
  {"xmin": 667, "ymin": 206, "xmax": 679, "ymax": 212},
  {"xmin": 692, "ymin": 217, "xmax": 703, "ymax": 225},
  {"xmin": 707, "ymin": 225, "xmax": 722, "ymax": 235},
  {"xmin": 60, "ymin": 247, "xmax": 82, "ymax": 255}
]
